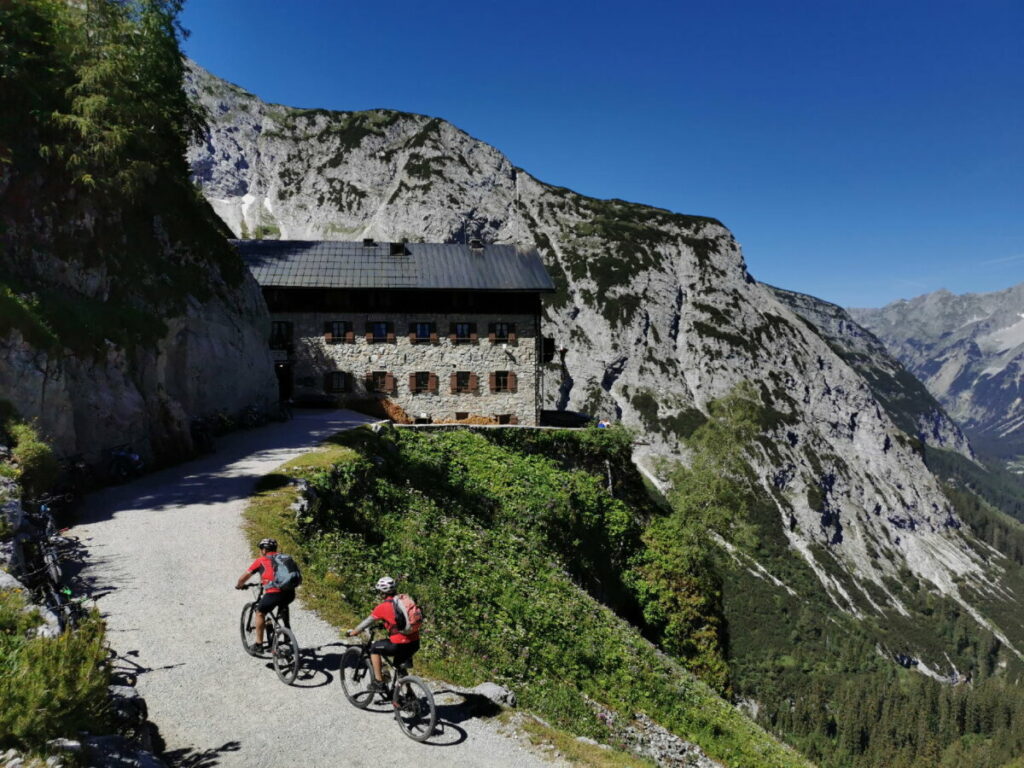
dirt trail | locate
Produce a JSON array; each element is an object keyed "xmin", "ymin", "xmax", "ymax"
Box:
[{"xmin": 71, "ymin": 409, "xmax": 554, "ymax": 768}]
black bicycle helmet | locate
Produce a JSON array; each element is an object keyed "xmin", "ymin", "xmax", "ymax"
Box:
[{"xmin": 258, "ymin": 537, "xmax": 278, "ymax": 551}]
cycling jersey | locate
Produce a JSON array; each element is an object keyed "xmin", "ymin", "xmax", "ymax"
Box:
[
  {"xmin": 371, "ymin": 596, "xmax": 418, "ymax": 643},
  {"xmin": 248, "ymin": 553, "xmax": 283, "ymax": 594}
]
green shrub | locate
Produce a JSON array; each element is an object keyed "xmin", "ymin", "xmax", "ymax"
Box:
[
  {"xmin": 6, "ymin": 421, "xmax": 57, "ymax": 497},
  {"xmin": 0, "ymin": 590, "xmax": 111, "ymax": 753}
]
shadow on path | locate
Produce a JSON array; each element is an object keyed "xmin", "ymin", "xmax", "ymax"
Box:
[
  {"xmin": 164, "ymin": 740, "xmax": 242, "ymax": 768},
  {"xmin": 77, "ymin": 410, "xmax": 376, "ymax": 524}
]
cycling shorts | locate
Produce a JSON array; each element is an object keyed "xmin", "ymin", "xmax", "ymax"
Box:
[
  {"xmin": 371, "ymin": 638, "xmax": 420, "ymax": 666},
  {"xmin": 256, "ymin": 589, "xmax": 295, "ymax": 615}
]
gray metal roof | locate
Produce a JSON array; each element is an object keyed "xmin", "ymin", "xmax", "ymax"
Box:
[{"xmin": 234, "ymin": 240, "xmax": 555, "ymax": 292}]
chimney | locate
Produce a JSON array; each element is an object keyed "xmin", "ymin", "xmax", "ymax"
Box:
[
  {"xmin": 389, "ymin": 241, "xmax": 406, "ymax": 256},
  {"xmin": 469, "ymin": 238, "xmax": 484, "ymax": 251}
]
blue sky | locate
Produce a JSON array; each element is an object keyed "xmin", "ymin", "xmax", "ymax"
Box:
[{"xmin": 180, "ymin": 0, "xmax": 1022, "ymax": 308}]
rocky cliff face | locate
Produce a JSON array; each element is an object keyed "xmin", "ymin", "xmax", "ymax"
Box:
[
  {"xmin": 769, "ymin": 286, "xmax": 973, "ymax": 458},
  {"xmin": 184, "ymin": 61, "xmax": 1024, "ymax": 665},
  {"xmin": 850, "ymin": 284, "xmax": 1024, "ymax": 462},
  {"xmin": 0, "ymin": 286, "xmax": 276, "ymax": 464}
]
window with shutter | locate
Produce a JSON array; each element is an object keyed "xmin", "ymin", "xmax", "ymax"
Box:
[
  {"xmin": 488, "ymin": 372, "xmax": 497, "ymax": 392},
  {"xmin": 493, "ymin": 371, "xmax": 511, "ymax": 392},
  {"xmin": 410, "ymin": 322, "xmax": 434, "ymax": 344},
  {"xmin": 369, "ymin": 371, "xmax": 389, "ymax": 393},
  {"xmin": 468, "ymin": 373, "xmax": 478, "ymax": 392},
  {"xmin": 454, "ymin": 371, "xmax": 473, "ymax": 393},
  {"xmin": 367, "ymin": 321, "xmax": 389, "ymax": 342},
  {"xmin": 487, "ymin": 322, "xmax": 515, "ymax": 343},
  {"xmin": 325, "ymin": 371, "xmax": 348, "ymax": 393},
  {"xmin": 428, "ymin": 373, "xmax": 438, "ymax": 393},
  {"xmin": 508, "ymin": 371, "xmax": 517, "ymax": 393},
  {"xmin": 411, "ymin": 371, "xmax": 431, "ymax": 394},
  {"xmin": 452, "ymin": 322, "xmax": 475, "ymax": 344},
  {"xmin": 325, "ymin": 321, "xmax": 349, "ymax": 344}
]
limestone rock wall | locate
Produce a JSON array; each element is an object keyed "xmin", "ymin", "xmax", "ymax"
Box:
[{"xmin": 0, "ymin": 274, "xmax": 276, "ymax": 466}]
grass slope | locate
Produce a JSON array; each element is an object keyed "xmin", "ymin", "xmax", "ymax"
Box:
[{"xmin": 243, "ymin": 426, "xmax": 809, "ymax": 768}]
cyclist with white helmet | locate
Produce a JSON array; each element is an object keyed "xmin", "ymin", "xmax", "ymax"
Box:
[
  {"xmin": 346, "ymin": 576, "xmax": 420, "ymax": 694},
  {"xmin": 235, "ymin": 537, "xmax": 296, "ymax": 652}
]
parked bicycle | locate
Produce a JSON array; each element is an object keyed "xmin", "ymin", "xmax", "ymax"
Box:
[
  {"xmin": 106, "ymin": 444, "xmax": 144, "ymax": 483},
  {"xmin": 189, "ymin": 417, "xmax": 216, "ymax": 454},
  {"xmin": 339, "ymin": 628, "xmax": 437, "ymax": 742},
  {"xmin": 240, "ymin": 582, "xmax": 301, "ymax": 685}
]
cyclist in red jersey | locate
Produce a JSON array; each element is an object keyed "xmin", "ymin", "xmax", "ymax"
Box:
[
  {"xmin": 346, "ymin": 576, "xmax": 420, "ymax": 693},
  {"xmin": 235, "ymin": 537, "xmax": 295, "ymax": 652}
]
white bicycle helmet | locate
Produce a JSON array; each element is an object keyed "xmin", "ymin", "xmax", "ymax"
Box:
[{"xmin": 375, "ymin": 576, "xmax": 396, "ymax": 594}]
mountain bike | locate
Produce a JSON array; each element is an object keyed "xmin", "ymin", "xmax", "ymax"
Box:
[
  {"xmin": 339, "ymin": 628, "xmax": 437, "ymax": 742},
  {"xmin": 239, "ymin": 583, "xmax": 301, "ymax": 685},
  {"xmin": 106, "ymin": 443, "xmax": 144, "ymax": 483}
]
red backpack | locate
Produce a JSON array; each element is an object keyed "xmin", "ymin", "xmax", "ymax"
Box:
[{"xmin": 392, "ymin": 594, "xmax": 423, "ymax": 636}]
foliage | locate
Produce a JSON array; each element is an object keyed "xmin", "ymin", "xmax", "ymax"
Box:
[
  {"xmin": 245, "ymin": 426, "xmax": 809, "ymax": 768},
  {"xmin": 630, "ymin": 383, "xmax": 760, "ymax": 693},
  {"xmin": 5, "ymin": 421, "xmax": 58, "ymax": 497},
  {"xmin": 0, "ymin": 589, "xmax": 111, "ymax": 753},
  {"xmin": 722, "ymin": 443, "xmax": 1024, "ymax": 768},
  {"xmin": 925, "ymin": 446, "xmax": 1024, "ymax": 524},
  {"xmin": 0, "ymin": 0, "xmax": 245, "ymax": 357}
]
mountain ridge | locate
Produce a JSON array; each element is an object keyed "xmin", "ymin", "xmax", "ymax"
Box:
[{"xmin": 850, "ymin": 282, "xmax": 1024, "ymax": 462}]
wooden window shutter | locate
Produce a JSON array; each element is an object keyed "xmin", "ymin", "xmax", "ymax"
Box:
[
  {"xmin": 449, "ymin": 332, "xmax": 457, "ymax": 343},
  {"xmin": 323, "ymin": 321, "xmax": 333, "ymax": 343},
  {"xmin": 384, "ymin": 373, "xmax": 395, "ymax": 393},
  {"xmin": 469, "ymin": 373, "xmax": 478, "ymax": 391},
  {"xmin": 428, "ymin": 373, "xmax": 438, "ymax": 393},
  {"xmin": 508, "ymin": 371, "xmax": 518, "ymax": 393},
  {"xmin": 489, "ymin": 372, "xmax": 497, "ymax": 392},
  {"xmin": 488, "ymin": 332, "xmax": 496, "ymax": 343},
  {"xmin": 508, "ymin": 331, "xmax": 517, "ymax": 343},
  {"xmin": 430, "ymin": 332, "xmax": 438, "ymax": 344},
  {"xmin": 345, "ymin": 330, "xmax": 354, "ymax": 343},
  {"xmin": 469, "ymin": 331, "xmax": 478, "ymax": 342},
  {"xmin": 408, "ymin": 330, "xmax": 417, "ymax": 342},
  {"xmin": 365, "ymin": 330, "xmax": 374, "ymax": 342},
  {"xmin": 408, "ymin": 373, "xmax": 417, "ymax": 392},
  {"xmin": 386, "ymin": 328, "xmax": 396, "ymax": 343},
  {"xmin": 509, "ymin": 415, "xmax": 519, "ymax": 425},
  {"xmin": 450, "ymin": 372, "xmax": 458, "ymax": 392}
]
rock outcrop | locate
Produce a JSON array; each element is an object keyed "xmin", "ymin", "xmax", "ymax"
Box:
[{"xmin": 184, "ymin": 61, "xmax": 1024, "ymax": 663}]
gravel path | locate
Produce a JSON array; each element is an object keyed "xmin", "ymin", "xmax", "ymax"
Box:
[{"xmin": 71, "ymin": 409, "xmax": 556, "ymax": 768}]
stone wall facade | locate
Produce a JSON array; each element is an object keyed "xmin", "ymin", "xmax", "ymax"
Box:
[{"xmin": 273, "ymin": 311, "xmax": 543, "ymax": 424}]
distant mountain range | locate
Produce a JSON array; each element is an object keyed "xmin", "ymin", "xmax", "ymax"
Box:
[{"xmin": 851, "ymin": 283, "xmax": 1024, "ymax": 463}]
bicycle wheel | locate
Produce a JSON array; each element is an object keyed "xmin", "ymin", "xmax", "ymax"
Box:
[
  {"xmin": 392, "ymin": 675, "xmax": 437, "ymax": 742},
  {"xmin": 239, "ymin": 603, "xmax": 260, "ymax": 656},
  {"xmin": 339, "ymin": 647, "xmax": 375, "ymax": 708},
  {"xmin": 272, "ymin": 627, "xmax": 300, "ymax": 685}
]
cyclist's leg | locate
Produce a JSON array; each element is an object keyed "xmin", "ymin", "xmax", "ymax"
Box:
[
  {"xmin": 279, "ymin": 588, "xmax": 295, "ymax": 629},
  {"xmin": 256, "ymin": 591, "xmax": 286, "ymax": 646},
  {"xmin": 370, "ymin": 639, "xmax": 398, "ymax": 684}
]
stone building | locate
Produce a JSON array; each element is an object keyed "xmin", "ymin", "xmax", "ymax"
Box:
[{"xmin": 237, "ymin": 239, "xmax": 555, "ymax": 425}]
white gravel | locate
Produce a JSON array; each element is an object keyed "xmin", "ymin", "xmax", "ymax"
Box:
[{"xmin": 71, "ymin": 409, "xmax": 558, "ymax": 768}]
